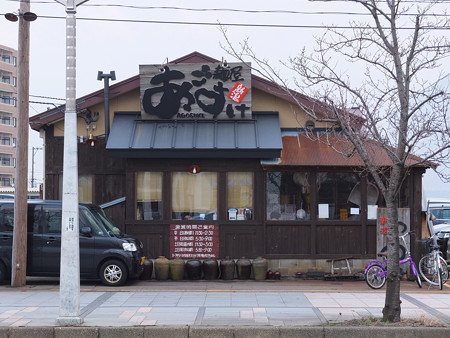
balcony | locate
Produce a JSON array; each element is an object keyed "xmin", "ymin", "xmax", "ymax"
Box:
[
  {"xmin": 0, "ymin": 61, "xmax": 16, "ymax": 74},
  {"xmin": 0, "ymin": 101, "xmax": 16, "ymax": 114}
]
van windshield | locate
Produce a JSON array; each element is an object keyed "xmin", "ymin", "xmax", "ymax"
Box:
[{"xmin": 89, "ymin": 206, "xmax": 122, "ymax": 237}]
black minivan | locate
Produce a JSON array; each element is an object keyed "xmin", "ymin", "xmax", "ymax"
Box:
[{"xmin": 0, "ymin": 200, "xmax": 145, "ymax": 286}]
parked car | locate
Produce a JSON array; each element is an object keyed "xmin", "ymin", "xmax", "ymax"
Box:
[{"xmin": 0, "ymin": 200, "xmax": 145, "ymax": 286}]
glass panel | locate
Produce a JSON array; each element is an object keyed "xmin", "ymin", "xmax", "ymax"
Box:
[
  {"xmin": 172, "ymin": 172, "xmax": 217, "ymax": 220},
  {"xmin": 266, "ymin": 172, "xmax": 311, "ymax": 221},
  {"xmin": 78, "ymin": 175, "xmax": 93, "ymax": 203},
  {"xmin": 317, "ymin": 172, "xmax": 360, "ymax": 220},
  {"xmin": 41, "ymin": 206, "xmax": 62, "ymax": 234},
  {"xmin": 227, "ymin": 172, "xmax": 253, "ymax": 220},
  {"xmin": 136, "ymin": 172, "xmax": 163, "ymax": 220}
]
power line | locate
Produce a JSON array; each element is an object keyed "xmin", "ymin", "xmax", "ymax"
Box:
[
  {"xmin": 4, "ymin": 0, "xmax": 450, "ymax": 17},
  {"xmin": 5, "ymin": 14, "xmax": 447, "ymax": 30}
]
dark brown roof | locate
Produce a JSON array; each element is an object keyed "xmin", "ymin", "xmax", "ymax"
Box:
[
  {"xmin": 267, "ymin": 134, "xmax": 430, "ymax": 168},
  {"xmin": 29, "ymin": 51, "xmax": 338, "ymax": 131}
]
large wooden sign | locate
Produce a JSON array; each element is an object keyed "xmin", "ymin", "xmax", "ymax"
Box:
[
  {"xmin": 170, "ymin": 224, "xmax": 219, "ymax": 259},
  {"xmin": 140, "ymin": 62, "xmax": 251, "ymax": 120}
]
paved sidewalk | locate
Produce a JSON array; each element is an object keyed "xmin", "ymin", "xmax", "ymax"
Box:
[{"xmin": 1, "ymin": 280, "xmax": 450, "ymax": 327}]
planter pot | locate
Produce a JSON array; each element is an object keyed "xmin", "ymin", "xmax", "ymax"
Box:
[
  {"xmin": 169, "ymin": 258, "xmax": 185, "ymax": 280},
  {"xmin": 253, "ymin": 257, "xmax": 268, "ymax": 280},
  {"xmin": 154, "ymin": 256, "xmax": 170, "ymax": 280},
  {"xmin": 220, "ymin": 257, "xmax": 235, "ymax": 280},
  {"xmin": 186, "ymin": 260, "xmax": 202, "ymax": 280},
  {"xmin": 236, "ymin": 257, "xmax": 252, "ymax": 280}
]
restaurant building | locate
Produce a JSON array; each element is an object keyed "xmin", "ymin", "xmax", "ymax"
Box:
[{"xmin": 30, "ymin": 52, "xmax": 426, "ymax": 275}]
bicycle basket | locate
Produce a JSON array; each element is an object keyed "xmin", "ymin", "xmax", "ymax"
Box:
[{"xmin": 419, "ymin": 238, "xmax": 433, "ymax": 254}]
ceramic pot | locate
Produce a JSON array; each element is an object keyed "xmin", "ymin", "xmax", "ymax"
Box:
[
  {"xmin": 169, "ymin": 258, "xmax": 185, "ymax": 280},
  {"xmin": 220, "ymin": 257, "xmax": 235, "ymax": 280},
  {"xmin": 154, "ymin": 256, "xmax": 170, "ymax": 280},
  {"xmin": 203, "ymin": 259, "xmax": 219, "ymax": 280},
  {"xmin": 139, "ymin": 258, "xmax": 153, "ymax": 280},
  {"xmin": 253, "ymin": 257, "xmax": 268, "ymax": 280},
  {"xmin": 236, "ymin": 257, "xmax": 252, "ymax": 280},
  {"xmin": 186, "ymin": 260, "xmax": 202, "ymax": 280}
]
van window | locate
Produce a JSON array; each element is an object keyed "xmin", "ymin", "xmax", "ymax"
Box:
[
  {"xmin": 0, "ymin": 207, "xmax": 14, "ymax": 232},
  {"xmin": 0, "ymin": 205, "xmax": 40, "ymax": 233},
  {"xmin": 41, "ymin": 206, "xmax": 62, "ymax": 234}
]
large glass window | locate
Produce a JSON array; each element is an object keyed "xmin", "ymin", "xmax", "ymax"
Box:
[
  {"xmin": 317, "ymin": 172, "xmax": 360, "ymax": 220},
  {"xmin": 227, "ymin": 172, "xmax": 253, "ymax": 220},
  {"xmin": 266, "ymin": 172, "xmax": 311, "ymax": 220},
  {"xmin": 78, "ymin": 175, "xmax": 93, "ymax": 203},
  {"xmin": 136, "ymin": 172, "xmax": 163, "ymax": 220},
  {"xmin": 172, "ymin": 172, "xmax": 217, "ymax": 220},
  {"xmin": 57, "ymin": 174, "xmax": 93, "ymax": 202}
]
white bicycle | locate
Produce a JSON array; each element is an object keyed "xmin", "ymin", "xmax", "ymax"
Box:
[{"xmin": 418, "ymin": 234, "xmax": 449, "ymax": 290}]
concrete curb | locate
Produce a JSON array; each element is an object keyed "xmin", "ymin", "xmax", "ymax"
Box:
[{"xmin": 1, "ymin": 326, "xmax": 449, "ymax": 338}]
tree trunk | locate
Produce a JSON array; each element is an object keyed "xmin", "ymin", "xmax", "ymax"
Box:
[{"xmin": 382, "ymin": 201, "xmax": 401, "ymax": 322}]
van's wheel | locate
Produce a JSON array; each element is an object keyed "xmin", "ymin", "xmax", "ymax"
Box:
[
  {"xmin": 99, "ymin": 260, "xmax": 128, "ymax": 286},
  {"xmin": 0, "ymin": 262, "xmax": 8, "ymax": 285}
]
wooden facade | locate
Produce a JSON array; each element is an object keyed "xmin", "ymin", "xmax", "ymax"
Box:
[{"xmin": 42, "ymin": 124, "xmax": 425, "ymax": 262}]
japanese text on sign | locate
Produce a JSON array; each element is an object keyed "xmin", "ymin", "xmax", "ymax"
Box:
[
  {"xmin": 140, "ymin": 62, "xmax": 251, "ymax": 120},
  {"xmin": 170, "ymin": 224, "xmax": 219, "ymax": 259}
]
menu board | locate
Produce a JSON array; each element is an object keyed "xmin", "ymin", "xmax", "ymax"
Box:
[{"xmin": 170, "ymin": 224, "xmax": 219, "ymax": 259}]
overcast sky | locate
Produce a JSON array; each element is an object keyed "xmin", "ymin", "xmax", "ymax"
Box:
[{"xmin": 1, "ymin": 0, "xmax": 449, "ymax": 201}]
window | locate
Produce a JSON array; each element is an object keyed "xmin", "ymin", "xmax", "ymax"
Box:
[
  {"xmin": 317, "ymin": 172, "xmax": 360, "ymax": 220},
  {"xmin": 136, "ymin": 172, "xmax": 163, "ymax": 220},
  {"xmin": 1, "ymin": 55, "xmax": 10, "ymax": 63},
  {"xmin": 0, "ymin": 155, "xmax": 11, "ymax": 166},
  {"xmin": 227, "ymin": 172, "xmax": 253, "ymax": 220},
  {"xmin": 41, "ymin": 206, "xmax": 62, "ymax": 234},
  {"xmin": 266, "ymin": 172, "xmax": 311, "ymax": 220},
  {"xmin": 78, "ymin": 175, "xmax": 93, "ymax": 203},
  {"xmin": 172, "ymin": 172, "xmax": 217, "ymax": 220},
  {"xmin": 0, "ymin": 207, "xmax": 14, "ymax": 232},
  {"xmin": 1, "ymin": 116, "xmax": 11, "ymax": 125},
  {"xmin": 0, "ymin": 177, "xmax": 11, "ymax": 187},
  {"xmin": 57, "ymin": 174, "xmax": 93, "ymax": 202},
  {"xmin": 2, "ymin": 76, "xmax": 10, "ymax": 84},
  {"xmin": 1, "ymin": 137, "xmax": 10, "ymax": 146}
]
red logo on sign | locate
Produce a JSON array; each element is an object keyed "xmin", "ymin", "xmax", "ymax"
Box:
[{"xmin": 227, "ymin": 82, "xmax": 249, "ymax": 103}]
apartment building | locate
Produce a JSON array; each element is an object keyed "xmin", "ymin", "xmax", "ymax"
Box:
[{"xmin": 0, "ymin": 44, "xmax": 17, "ymax": 188}]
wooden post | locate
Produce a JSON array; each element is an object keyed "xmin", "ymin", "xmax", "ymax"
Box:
[{"xmin": 11, "ymin": 0, "xmax": 31, "ymax": 287}]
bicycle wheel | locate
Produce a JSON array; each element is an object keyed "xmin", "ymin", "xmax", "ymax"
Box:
[
  {"xmin": 365, "ymin": 264, "xmax": 386, "ymax": 289},
  {"xmin": 415, "ymin": 271, "xmax": 422, "ymax": 288},
  {"xmin": 419, "ymin": 254, "xmax": 447, "ymax": 286},
  {"xmin": 438, "ymin": 267, "xmax": 443, "ymax": 290},
  {"xmin": 441, "ymin": 259, "xmax": 449, "ymax": 284}
]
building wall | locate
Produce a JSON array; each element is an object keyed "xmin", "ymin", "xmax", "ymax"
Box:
[{"xmin": 0, "ymin": 45, "xmax": 17, "ymax": 188}]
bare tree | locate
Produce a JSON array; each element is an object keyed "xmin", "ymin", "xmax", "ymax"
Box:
[{"xmin": 221, "ymin": 0, "xmax": 450, "ymax": 322}]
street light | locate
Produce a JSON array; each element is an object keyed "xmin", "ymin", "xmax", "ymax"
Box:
[
  {"xmin": 4, "ymin": 12, "xmax": 37, "ymax": 22},
  {"xmin": 54, "ymin": 0, "xmax": 89, "ymax": 326}
]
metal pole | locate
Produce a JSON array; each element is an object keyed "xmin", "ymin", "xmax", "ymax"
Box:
[
  {"xmin": 97, "ymin": 71, "xmax": 116, "ymax": 140},
  {"xmin": 31, "ymin": 147, "xmax": 42, "ymax": 188},
  {"xmin": 11, "ymin": 0, "xmax": 31, "ymax": 288},
  {"xmin": 55, "ymin": 0, "xmax": 89, "ymax": 326}
]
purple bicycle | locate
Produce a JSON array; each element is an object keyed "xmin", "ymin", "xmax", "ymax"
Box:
[{"xmin": 364, "ymin": 231, "xmax": 422, "ymax": 289}]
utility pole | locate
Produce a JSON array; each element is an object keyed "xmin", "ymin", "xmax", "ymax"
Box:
[
  {"xmin": 11, "ymin": 0, "xmax": 32, "ymax": 288},
  {"xmin": 31, "ymin": 147, "xmax": 42, "ymax": 188},
  {"xmin": 54, "ymin": 0, "xmax": 89, "ymax": 326}
]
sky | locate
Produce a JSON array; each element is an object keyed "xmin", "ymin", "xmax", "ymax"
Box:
[{"xmin": 0, "ymin": 0, "xmax": 449, "ymax": 201}]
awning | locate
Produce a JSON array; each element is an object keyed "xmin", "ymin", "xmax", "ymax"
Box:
[{"xmin": 106, "ymin": 112, "xmax": 282, "ymax": 159}]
